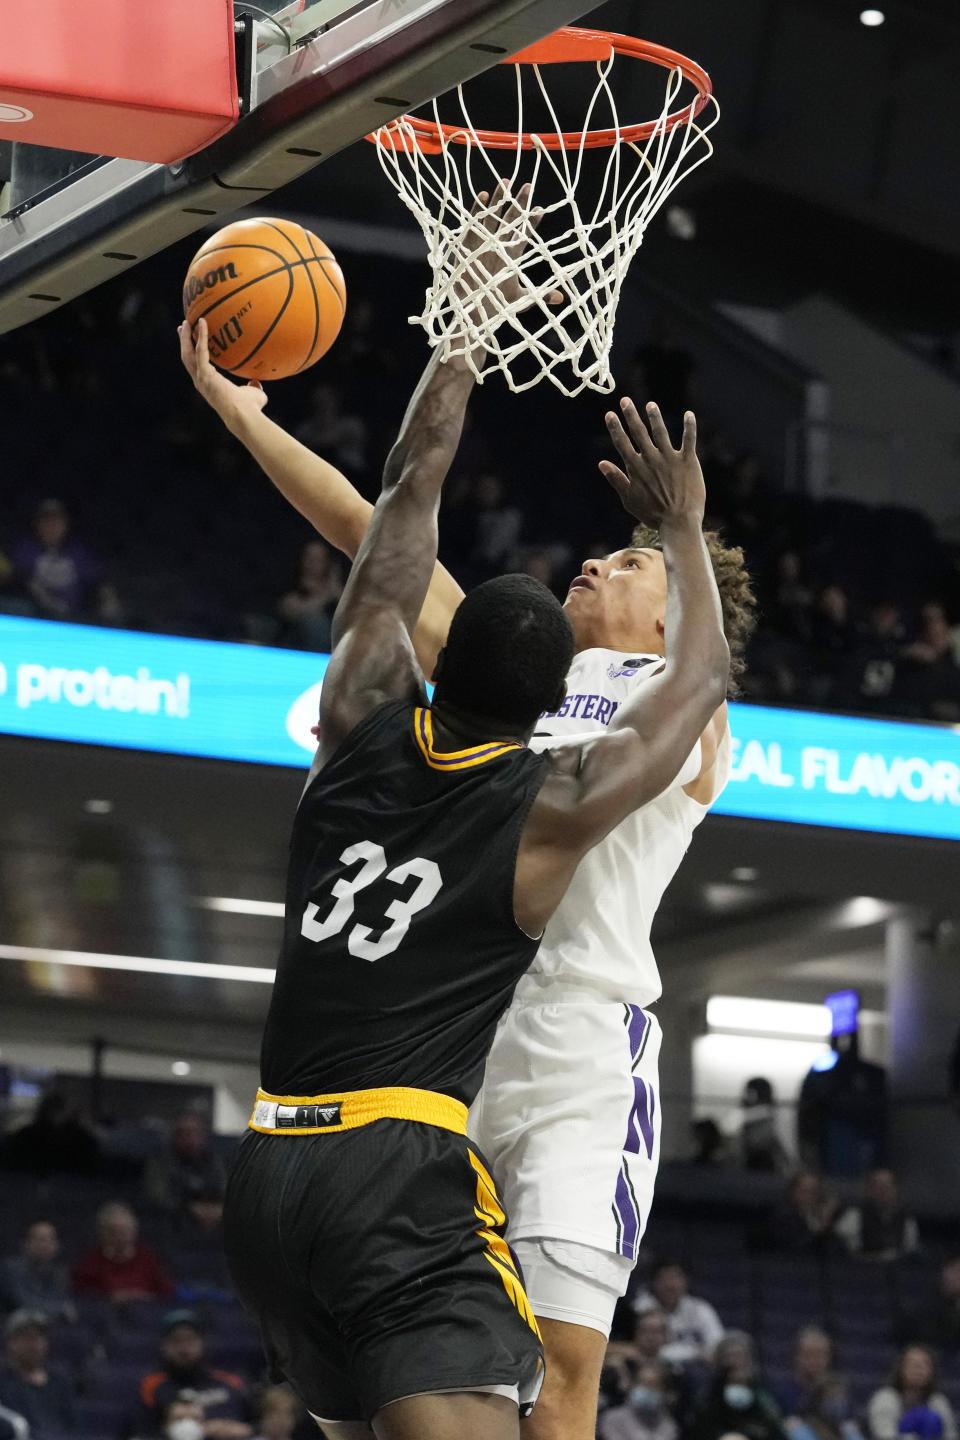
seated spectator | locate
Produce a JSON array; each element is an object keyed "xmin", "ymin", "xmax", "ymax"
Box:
[
  {"xmin": 835, "ymin": 1168, "xmax": 920, "ymax": 1263},
  {"xmin": 293, "ymin": 382, "xmax": 368, "ymax": 476},
  {"xmin": 143, "ymin": 1110, "xmax": 227, "ymax": 1230},
  {"xmin": 900, "ymin": 1255, "xmax": 960, "ymax": 1353},
  {"xmin": 773, "ymin": 1327, "xmax": 836, "ymax": 1416},
  {"xmin": 252, "ymin": 1386, "xmax": 301, "ymax": 1440},
  {"xmin": 867, "ymin": 1347, "xmax": 957, "ymax": 1440},
  {"xmin": 633, "ymin": 1259, "xmax": 725, "ymax": 1366},
  {"xmin": 598, "ymin": 1357, "xmax": 680, "ymax": 1440},
  {"xmin": 768, "ymin": 551, "xmax": 814, "ymax": 644},
  {"xmin": 0, "ymin": 1091, "xmax": 102, "ymax": 1177},
  {"xmin": 899, "ymin": 602, "xmax": 960, "ymax": 721},
  {"xmin": 785, "ymin": 1373, "xmax": 865, "ymax": 1440},
  {"xmin": 630, "ymin": 1309, "xmax": 698, "ymax": 1426},
  {"xmin": 840, "ymin": 600, "xmax": 905, "ymax": 714},
  {"xmin": 0, "ymin": 1309, "xmax": 79, "ymax": 1439},
  {"xmin": 738, "ymin": 1078, "xmax": 791, "ymax": 1174},
  {"xmin": 11, "ymin": 497, "xmax": 120, "ymax": 623},
  {"xmin": 124, "ymin": 1310, "xmax": 253, "ymax": 1440},
  {"xmin": 810, "ymin": 585, "xmax": 855, "ymax": 701},
  {"xmin": 275, "ymin": 540, "xmax": 344, "ymax": 652},
  {"xmin": 133, "ymin": 1396, "xmax": 206, "ymax": 1440},
  {"xmin": 71, "ymin": 1201, "xmax": 173, "ymax": 1301},
  {"xmin": 687, "ymin": 1331, "xmax": 787, "ymax": 1440},
  {"xmin": 761, "ymin": 1172, "xmax": 842, "ymax": 1254},
  {"xmin": 0, "ymin": 1221, "xmax": 73, "ymax": 1324}
]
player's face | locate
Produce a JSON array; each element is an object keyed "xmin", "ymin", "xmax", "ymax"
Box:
[{"xmin": 563, "ymin": 547, "xmax": 667, "ymax": 654}]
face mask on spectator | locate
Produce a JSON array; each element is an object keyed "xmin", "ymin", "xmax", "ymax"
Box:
[
  {"xmin": 724, "ymin": 1384, "xmax": 755, "ymax": 1409},
  {"xmin": 630, "ymin": 1385, "xmax": 663, "ymax": 1414},
  {"xmin": 167, "ymin": 1421, "xmax": 204, "ymax": 1440}
]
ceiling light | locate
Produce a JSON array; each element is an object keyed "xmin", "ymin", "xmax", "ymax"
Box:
[
  {"xmin": 836, "ymin": 896, "xmax": 891, "ymax": 928},
  {"xmin": 0, "ymin": 943, "xmax": 275, "ymax": 984},
  {"xmin": 196, "ymin": 896, "xmax": 285, "ymax": 917},
  {"xmin": 707, "ymin": 995, "xmax": 832, "ymax": 1039},
  {"xmin": 171, "ymin": 1060, "xmax": 191, "ymax": 1076},
  {"xmin": 730, "ymin": 866, "xmax": 758, "ymax": 882},
  {"xmin": 859, "ymin": 8, "xmax": 885, "ymax": 24},
  {"xmin": 83, "ymin": 799, "xmax": 113, "ymax": 815}
]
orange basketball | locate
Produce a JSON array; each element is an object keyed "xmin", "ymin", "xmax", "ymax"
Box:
[{"xmin": 182, "ymin": 217, "xmax": 346, "ymax": 380}]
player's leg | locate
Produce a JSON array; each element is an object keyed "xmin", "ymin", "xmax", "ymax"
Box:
[
  {"xmin": 523, "ymin": 1318, "xmax": 607, "ymax": 1440},
  {"xmin": 373, "ymin": 1392, "xmax": 520, "ymax": 1440}
]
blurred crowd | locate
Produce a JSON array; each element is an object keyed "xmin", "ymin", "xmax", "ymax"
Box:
[
  {"xmin": 0, "ymin": 1088, "xmax": 958, "ymax": 1440},
  {"xmin": 0, "ymin": 253, "xmax": 958, "ymax": 724}
]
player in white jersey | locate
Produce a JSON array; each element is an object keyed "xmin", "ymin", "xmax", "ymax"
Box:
[{"xmin": 181, "ymin": 324, "xmax": 755, "ymax": 1440}]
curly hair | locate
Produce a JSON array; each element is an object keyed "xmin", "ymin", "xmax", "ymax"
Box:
[{"xmin": 630, "ymin": 524, "xmax": 756, "ymax": 697}]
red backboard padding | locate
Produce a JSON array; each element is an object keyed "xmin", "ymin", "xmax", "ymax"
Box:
[{"xmin": 0, "ymin": 0, "xmax": 239, "ymax": 164}]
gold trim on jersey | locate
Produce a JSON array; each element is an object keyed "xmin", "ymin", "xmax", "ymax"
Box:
[
  {"xmin": 468, "ymin": 1149, "xmax": 542, "ymax": 1339},
  {"xmin": 248, "ymin": 1085, "xmax": 467, "ymax": 1136},
  {"xmin": 413, "ymin": 706, "xmax": 522, "ymax": 771}
]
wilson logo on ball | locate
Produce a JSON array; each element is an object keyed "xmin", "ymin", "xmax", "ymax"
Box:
[{"xmin": 183, "ymin": 261, "xmax": 239, "ymax": 306}]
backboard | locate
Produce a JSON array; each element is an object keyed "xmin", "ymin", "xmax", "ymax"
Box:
[{"xmin": 0, "ymin": 0, "xmax": 595, "ymax": 337}]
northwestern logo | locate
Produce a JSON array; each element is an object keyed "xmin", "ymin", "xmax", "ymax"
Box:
[
  {"xmin": 183, "ymin": 261, "xmax": 238, "ymax": 307},
  {"xmin": 286, "ymin": 679, "xmax": 325, "ymax": 754}
]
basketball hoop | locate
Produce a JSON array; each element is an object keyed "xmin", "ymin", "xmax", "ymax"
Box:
[{"xmin": 368, "ymin": 28, "xmax": 718, "ymax": 397}]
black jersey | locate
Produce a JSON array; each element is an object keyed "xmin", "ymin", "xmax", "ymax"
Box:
[{"xmin": 260, "ymin": 699, "xmax": 550, "ymax": 1106}]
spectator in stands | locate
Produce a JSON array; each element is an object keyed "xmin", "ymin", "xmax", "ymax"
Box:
[
  {"xmin": 899, "ymin": 601, "xmax": 960, "ymax": 721},
  {"xmin": 634, "ymin": 1259, "xmax": 725, "ymax": 1366},
  {"xmin": 810, "ymin": 585, "xmax": 855, "ymax": 701},
  {"xmin": 71, "ymin": 1201, "xmax": 173, "ymax": 1301},
  {"xmin": 761, "ymin": 1172, "xmax": 842, "ymax": 1254},
  {"xmin": 784, "ymin": 1373, "xmax": 865, "ymax": 1440},
  {"xmin": 0, "ymin": 1309, "xmax": 79, "ymax": 1438},
  {"xmin": 462, "ymin": 471, "xmax": 523, "ymax": 585},
  {"xmin": 10, "ymin": 497, "xmax": 120, "ymax": 624},
  {"xmin": 275, "ymin": 539, "xmax": 344, "ymax": 652},
  {"xmin": 0, "ymin": 1221, "xmax": 73, "ymax": 1324},
  {"xmin": 738, "ymin": 1077, "xmax": 791, "ymax": 1174},
  {"xmin": 251, "ymin": 1386, "xmax": 301, "ymax": 1440},
  {"xmin": 902, "ymin": 1254, "xmax": 960, "ymax": 1353},
  {"xmin": 143, "ymin": 1109, "xmax": 227, "ymax": 1230},
  {"xmin": 630, "ymin": 1310, "xmax": 698, "ymax": 1428},
  {"xmin": 840, "ymin": 600, "xmax": 905, "ymax": 714},
  {"xmin": 768, "ymin": 551, "xmax": 815, "ymax": 645},
  {"xmin": 773, "ymin": 1327, "xmax": 836, "ymax": 1417},
  {"xmin": 867, "ymin": 1346, "xmax": 957, "ymax": 1440},
  {"xmin": 0, "ymin": 1091, "xmax": 102, "ymax": 1177},
  {"xmin": 598, "ymin": 1357, "xmax": 680, "ymax": 1440},
  {"xmin": 688, "ymin": 1331, "xmax": 787, "ymax": 1440},
  {"xmin": 125, "ymin": 1309, "xmax": 253, "ymax": 1440},
  {"xmin": 835, "ymin": 1168, "xmax": 920, "ymax": 1263},
  {"xmin": 293, "ymin": 382, "xmax": 368, "ymax": 477},
  {"xmin": 134, "ymin": 1396, "xmax": 205, "ymax": 1440}
]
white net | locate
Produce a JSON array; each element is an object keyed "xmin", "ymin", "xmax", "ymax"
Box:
[{"xmin": 371, "ymin": 40, "xmax": 719, "ymax": 397}]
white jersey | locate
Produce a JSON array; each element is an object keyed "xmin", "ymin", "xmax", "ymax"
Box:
[{"xmin": 523, "ymin": 646, "xmax": 730, "ymax": 1007}]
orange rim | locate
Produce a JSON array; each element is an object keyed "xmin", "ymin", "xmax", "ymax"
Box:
[{"xmin": 369, "ymin": 27, "xmax": 713, "ymax": 154}]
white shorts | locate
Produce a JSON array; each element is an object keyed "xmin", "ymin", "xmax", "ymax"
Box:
[
  {"xmin": 512, "ymin": 1237, "xmax": 634, "ymax": 1337},
  {"xmin": 469, "ymin": 998, "xmax": 661, "ymax": 1264}
]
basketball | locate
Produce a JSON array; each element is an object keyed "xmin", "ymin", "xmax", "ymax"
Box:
[{"xmin": 182, "ymin": 218, "xmax": 346, "ymax": 380}]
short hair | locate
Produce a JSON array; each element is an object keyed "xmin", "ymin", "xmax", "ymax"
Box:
[
  {"xmin": 437, "ymin": 574, "xmax": 574, "ymax": 730},
  {"xmin": 631, "ymin": 524, "xmax": 756, "ymax": 696}
]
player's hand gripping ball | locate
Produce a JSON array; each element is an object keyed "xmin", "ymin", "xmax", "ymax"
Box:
[{"xmin": 183, "ymin": 217, "xmax": 346, "ymax": 380}]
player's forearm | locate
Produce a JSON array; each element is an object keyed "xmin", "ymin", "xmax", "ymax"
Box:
[
  {"xmin": 229, "ymin": 407, "xmax": 372, "ymax": 558},
  {"xmin": 381, "ymin": 348, "xmax": 476, "ymax": 503},
  {"xmin": 658, "ymin": 513, "xmax": 729, "ymax": 698}
]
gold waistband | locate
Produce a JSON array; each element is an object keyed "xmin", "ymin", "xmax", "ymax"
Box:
[{"xmin": 248, "ymin": 1085, "xmax": 468, "ymax": 1136}]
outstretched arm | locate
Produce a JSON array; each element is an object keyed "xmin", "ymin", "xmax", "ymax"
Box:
[
  {"xmin": 515, "ymin": 402, "xmax": 729, "ymax": 936},
  {"xmin": 178, "ymin": 322, "xmax": 464, "ymax": 674}
]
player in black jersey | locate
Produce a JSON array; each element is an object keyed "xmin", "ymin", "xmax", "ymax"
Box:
[{"xmin": 205, "ymin": 194, "xmax": 729, "ymax": 1440}]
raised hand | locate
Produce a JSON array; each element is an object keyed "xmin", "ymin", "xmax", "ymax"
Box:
[
  {"xmin": 178, "ymin": 317, "xmax": 268, "ymax": 432},
  {"xmin": 599, "ymin": 399, "xmax": 706, "ymax": 524},
  {"xmin": 456, "ymin": 181, "xmax": 563, "ymax": 321}
]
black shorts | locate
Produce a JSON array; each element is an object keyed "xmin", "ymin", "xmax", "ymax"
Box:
[{"xmin": 223, "ymin": 1117, "xmax": 544, "ymax": 1423}]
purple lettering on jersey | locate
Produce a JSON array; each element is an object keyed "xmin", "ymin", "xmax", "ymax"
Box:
[
  {"xmin": 595, "ymin": 698, "xmax": 611, "ymax": 725},
  {"xmin": 556, "ymin": 695, "xmax": 571, "ymax": 718},
  {"xmin": 625, "ymin": 1076, "xmax": 656, "ymax": 1160},
  {"xmin": 567, "ymin": 694, "xmax": 586, "ymax": 718},
  {"xmin": 610, "ymin": 700, "xmax": 619, "ymax": 718},
  {"xmin": 613, "ymin": 1163, "xmax": 640, "ymax": 1259},
  {"xmin": 582, "ymin": 694, "xmax": 597, "ymax": 721}
]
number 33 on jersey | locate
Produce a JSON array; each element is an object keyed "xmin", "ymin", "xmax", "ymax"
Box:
[{"xmin": 302, "ymin": 840, "xmax": 443, "ymax": 962}]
